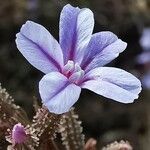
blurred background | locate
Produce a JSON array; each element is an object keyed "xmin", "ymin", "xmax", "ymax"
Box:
[{"xmin": 0, "ymin": 0, "xmax": 150, "ymax": 149}]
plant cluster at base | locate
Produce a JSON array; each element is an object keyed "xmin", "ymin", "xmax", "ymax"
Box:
[{"xmin": 0, "ymin": 84, "xmax": 132, "ymax": 150}]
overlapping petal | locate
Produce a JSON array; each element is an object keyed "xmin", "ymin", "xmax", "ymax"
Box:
[
  {"xmin": 16, "ymin": 21, "xmax": 63, "ymax": 74},
  {"xmin": 39, "ymin": 72, "xmax": 81, "ymax": 114},
  {"xmin": 82, "ymin": 67, "xmax": 141, "ymax": 103},
  {"xmin": 81, "ymin": 32, "xmax": 127, "ymax": 72},
  {"xmin": 59, "ymin": 4, "xmax": 94, "ymax": 64}
]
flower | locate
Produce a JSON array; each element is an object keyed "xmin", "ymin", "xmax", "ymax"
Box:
[
  {"xmin": 136, "ymin": 51, "xmax": 150, "ymax": 64},
  {"xmin": 16, "ymin": 4, "xmax": 141, "ymax": 114},
  {"xmin": 142, "ymin": 71, "xmax": 150, "ymax": 89},
  {"xmin": 140, "ymin": 27, "xmax": 150, "ymax": 51},
  {"xmin": 12, "ymin": 123, "xmax": 27, "ymax": 144},
  {"xmin": 137, "ymin": 27, "xmax": 150, "ymax": 64}
]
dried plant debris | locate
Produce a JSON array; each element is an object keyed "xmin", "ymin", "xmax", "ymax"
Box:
[
  {"xmin": 102, "ymin": 140, "xmax": 133, "ymax": 150},
  {"xmin": 59, "ymin": 107, "xmax": 85, "ymax": 150},
  {"xmin": 33, "ymin": 96, "xmax": 41, "ymax": 112},
  {"xmin": 0, "ymin": 84, "xmax": 29, "ymax": 135},
  {"xmin": 5, "ymin": 106, "xmax": 61, "ymax": 149},
  {"xmin": 29, "ymin": 106, "xmax": 61, "ymax": 149},
  {"xmin": 0, "ymin": 84, "xmax": 62, "ymax": 149}
]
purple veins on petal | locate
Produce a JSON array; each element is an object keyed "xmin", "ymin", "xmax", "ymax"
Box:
[
  {"xmin": 39, "ymin": 72, "xmax": 81, "ymax": 114},
  {"xmin": 82, "ymin": 67, "xmax": 141, "ymax": 103},
  {"xmin": 16, "ymin": 21, "xmax": 63, "ymax": 74},
  {"xmin": 59, "ymin": 4, "xmax": 94, "ymax": 64},
  {"xmin": 81, "ymin": 32, "xmax": 127, "ymax": 72}
]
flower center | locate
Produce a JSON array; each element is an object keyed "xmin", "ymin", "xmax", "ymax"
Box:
[{"xmin": 62, "ymin": 60, "xmax": 85, "ymax": 85}]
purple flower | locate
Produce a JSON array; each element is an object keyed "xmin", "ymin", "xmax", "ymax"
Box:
[
  {"xmin": 142, "ymin": 71, "xmax": 150, "ymax": 89},
  {"xmin": 140, "ymin": 28, "xmax": 150, "ymax": 51},
  {"xmin": 136, "ymin": 51, "xmax": 150, "ymax": 64},
  {"xmin": 16, "ymin": 4, "xmax": 141, "ymax": 114},
  {"xmin": 137, "ymin": 28, "xmax": 150, "ymax": 64},
  {"xmin": 12, "ymin": 123, "xmax": 27, "ymax": 144}
]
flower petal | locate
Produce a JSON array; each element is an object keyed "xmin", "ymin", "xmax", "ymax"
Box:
[
  {"xmin": 39, "ymin": 72, "xmax": 81, "ymax": 114},
  {"xmin": 59, "ymin": 4, "xmax": 94, "ymax": 64},
  {"xmin": 81, "ymin": 32, "xmax": 127, "ymax": 72},
  {"xmin": 16, "ymin": 21, "xmax": 63, "ymax": 74},
  {"xmin": 82, "ymin": 67, "xmax": 141, "ymax": 103}
]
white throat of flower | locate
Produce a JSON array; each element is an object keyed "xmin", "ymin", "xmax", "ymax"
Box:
[{"xmin": 62, "ymin": 60, "xmax": 85, "ymax": 85}]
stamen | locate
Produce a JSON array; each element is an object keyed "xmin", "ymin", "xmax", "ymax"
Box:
[
  {"xmin": 69, "ymin": 70, "xmax": 85, "ymax": 84},
  {"xmin": 62, "ymin": 61, "xmax": 85, "ymax": 84},
  {"xmin": 62, "ymin": 60, "xmax": 74, "ymax": 75},
  {"xmin": 74, "ymin": 63, "xmax": 82, "ymax": 72}
]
